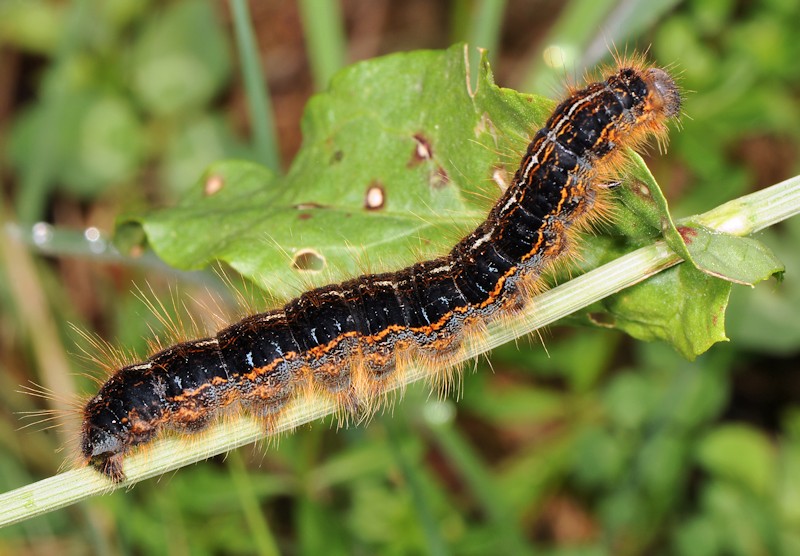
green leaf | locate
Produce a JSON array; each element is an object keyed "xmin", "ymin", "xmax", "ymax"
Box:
[
  {"xmin": 128, "ymin": 45, "xmax": 660, "ymax": 297},
  {"xmin": 0, "ymin": 0, "xmax": 64, "ymax": 54},
  {"xmin": 584, "ymin": 223, "xmax": 783, "ymax": 359},
  {"xmin": 8, "ymin": 91, "xmax": 145, "ymax": 197},
  {"xmin": 129, "ymin": 45, "xmax": 558, "ymax": 299},
  {"xmin": 597, "ymin": 225, "xmax": 784, "ymax": 359},
  {"xmin": 558, "ymin": 150, "xmax": 741, "ymax": 359},
  {"xmin": 701, "ymin": 480, "xmax": 779, "ymax": 555},
  {"xmin": 673, "ymin": 515, "xmax": 723, "ymax": 556},
  {"xmin": 597, "ymin": 263, "xmax": 730, "ymax": 359},
  {"xmin": 135, "ymin": 160, "xmax": 279, "ymax": 282},
  {"xmin": 603, "ymin": 372, "xmax": 656, "ymax": 429},
  {"xmin": 680, "ymin": 225, "xmax": 785, "ymax": 286},
  {"xmin": 778, "ymin": 443, "xmax": 800, "ymax": 527},
  {"xmin": 696, "ymin": 424, "xmax": 776, "ymax": 496},
  {"xmin": 159, "ymin": 113, "xmax": 255, "ymax": 196},
  {"xmin": 613, "ymin": 151, "xmax": 691, "ymax": 259},
  {"xmin": 130, "ymin": 0, "xmax": 231, "ymax": 116},
  {"xmin": 571, "ymin": 426, "xmax": 628, "ymax": 488}
]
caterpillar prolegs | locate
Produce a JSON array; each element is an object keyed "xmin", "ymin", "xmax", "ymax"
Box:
[{"xmin": 81, "ymin": 61, "xmax": 681, "ymax": 482}]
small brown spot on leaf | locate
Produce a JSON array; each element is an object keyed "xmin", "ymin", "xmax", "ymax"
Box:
[
  {"xmin": 409, "ymin": 133, "xmax": 433, "ymax": 167},
  {"xmin": 298, "ymin": 213, "xmax": 312, "ymax": 220},
  {"xmin": 678, "ymin": 226, "xmax": 698, "ymax": 245},
  {"xmin": 365, "ymin": 182, "xmax": 385, "ymax": 210},
  {"xmin": 331, "ymin": 150, "xmax": 344, "ymax": 164},
  {"xmin": 204, "ymin": 175, "xmax": 224, "ymax": 196},
  {"xmin": 431, "ymin": 166, "xmax": 449, "ymax": 189},
  {"xmin": 588, "ymin": 312, "xmax": 616, "ymax": 328},
  {"xmin": 292, "ymin": 249, "xmax": 326, "ymax": 272}
]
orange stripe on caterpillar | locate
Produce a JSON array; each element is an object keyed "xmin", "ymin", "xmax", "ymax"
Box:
[{"xmin": 81, "ymin": 61, "xmax": 681, "ymax": 482}]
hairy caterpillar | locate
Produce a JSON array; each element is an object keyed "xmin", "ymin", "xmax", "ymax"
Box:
[{"xmin": 81, "ymin": 60, "xmax": 681, "ymax": 482}]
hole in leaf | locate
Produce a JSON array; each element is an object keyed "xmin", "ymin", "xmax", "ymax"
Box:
[
  {"xmin": 364, "ymin": 182, "xmax": 385, "ymax": 210},
  {"xmin": 292, "ymin": 249, "xmax": 325, "ymax": 272},
  {"xmin": 587, "ymin": 312, "xmax": 616, "ymax": 328},
  {"xmin": 409, "ymin": 133, "xmax": 433, "ymax": 167},
  {"xmin": 204, "ymin": 175, "xmax": 224, "ymax": 196}
]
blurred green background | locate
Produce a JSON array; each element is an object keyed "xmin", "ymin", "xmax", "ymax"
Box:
[{"xmin": 1, "ymin": 0, "xmax": 799, "ymax": 554}]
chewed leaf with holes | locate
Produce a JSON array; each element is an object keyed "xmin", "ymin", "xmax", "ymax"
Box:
[
  {"xmin": 121, "ymin": 44, "xmax": 733, "ymax": 358},
  {"xmin": 126, "ymin": 45, "xmax": 561, "ymax": 299},
  {"xmin": 130, "ymin": 45, "xmax": 662, "ymax": 298}
]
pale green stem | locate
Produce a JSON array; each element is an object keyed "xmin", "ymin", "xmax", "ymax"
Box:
[
  {"xmin": 3, "ymin": 222, "xmax": 233, "ymax": 294},
  {"xmin": 465, "ymin": 0, "xmax": 508, "ymax": 92},
  {"xmin": 298, "ymin": 0, "xmax": 346, "ymax": 90},
  {"xmin": 230, "ymin": 0, "xmax": 281, "ymax": 172},
  {"xmin": 0, "ymin": 174, "xmax": 798, "ymax": 528}
]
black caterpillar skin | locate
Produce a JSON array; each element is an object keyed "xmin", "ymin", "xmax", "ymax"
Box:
[{"xmin": 82, "ymin": 65, "xmax": 680, "ymax": 482}]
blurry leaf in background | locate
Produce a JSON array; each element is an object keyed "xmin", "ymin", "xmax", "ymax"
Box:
[
  {"xmin": 0, "ymin": 0, "xmax": 65, "ymax": 54},
  {"xmin": 778, "ymin": 441, "xmax": 800, "ymax": 530},
  {"xmin": 635, "ymin": 343, "xmax": 731, "ymax": 430},
  {"xmin": 673, "ymin": 514, "xmax": 724, "ymax": 556},
  {"xmin": 8, "ymin": 90, "xmax": 145, "ymax": 197},
  {"xmin": 129, "ymin": 46, "xmax": 549, "ymax": 299},
  {"xmin": 638, "ymin": 431, "xmax": 688, "ymax": 502},
  {"xmin": 727, "ymin": 217, "xmax": 800, "ymax": 354},
  {"xmin": 571, "ymin": 425, "xmax": 628, "ymax": 489},
  {"xmin": 654, "ymin": 0, "xmax": 800, "ymax": 215},
  {"xmin": 696, "ymin": 424, "xmax": 776, "ymax": 496},
  {"xmin": 130, "ymin": 0, "xmax": 231, "ymax": 117},
  {"xmin": 76, "ymin": 95, "xmax": 145, "ymax": 188},
  {"xmin": 603, "ymin": 372, "xmax": 656, "ymax": 430},
  {"xmin": 699, "ymin": 479, "xmax": 778, "ymax": 555},
  {"xmin": 4, "ymin": 0, "xmax": 245, "ymax": 209},
  {"xmin": 160, "ymin": 113, "xmax": 255, "ymax": 195}
]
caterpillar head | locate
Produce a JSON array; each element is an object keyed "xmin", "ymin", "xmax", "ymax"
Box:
[{"xmin": 643, "ymin": 67, "xmax": 682, "ymax": 119}]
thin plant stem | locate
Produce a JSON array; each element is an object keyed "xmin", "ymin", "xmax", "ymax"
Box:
[
  {"xmin": 228, "ymin": 451, "xmax": 281, "ymax": 556},
  {"xmin": 517, "ymin": 0, "xmax": 616, "ymax": 93},
  {"xmin": 298, "ymin": 0, "xmax": 347, "ymax": 90},
  {"xmin": 468, "ymin": 0, "xmax": 507, "ymax": 56},
  {"xmin": 384, "ymin": 419, "xmax": 449, "ymax": 556},
  {"xmin": 466, "ymin": 0, "xmax": 508, "ymax": 91},
  {"xmin": 229, "ymin": 0, "xmax": 281, "ymax": 173}
]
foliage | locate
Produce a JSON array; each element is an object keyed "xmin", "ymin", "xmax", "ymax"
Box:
[{"xmin": 1, "ymin": 0, "xmax": 799, "ymax": 555}]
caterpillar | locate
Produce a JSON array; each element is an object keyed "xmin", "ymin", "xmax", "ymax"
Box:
[{"xmin": 81, "ymin": 60, "xmax": 681, "ymax": 482}]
